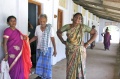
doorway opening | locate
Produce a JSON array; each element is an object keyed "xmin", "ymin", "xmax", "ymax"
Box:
[{"xmin": 28, "ymin": 0, "xmax": 41, "ymax": 68}]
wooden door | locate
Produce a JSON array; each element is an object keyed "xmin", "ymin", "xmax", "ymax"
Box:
[
  {"xmin": 57, "ymin": 9, "xmax": 63, "ymax": 30},
  {"xmin": 37, "ymin": 5, "xmax": 41, "ymax": 25}
]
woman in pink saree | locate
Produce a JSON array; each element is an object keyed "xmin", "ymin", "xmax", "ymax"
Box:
[{"xmin": 3, "ymin": 16, "xmax": 32, "ymax": 79}]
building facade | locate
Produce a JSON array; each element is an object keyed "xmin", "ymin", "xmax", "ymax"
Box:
[{"xmin": 0, "ymin": 0, "xmax": 102, "ymax": 65}]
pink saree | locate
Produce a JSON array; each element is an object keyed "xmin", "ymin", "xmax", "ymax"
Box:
[{"xmin": 3, "ymin": 27, "xmax": 32, "ymax": 79}]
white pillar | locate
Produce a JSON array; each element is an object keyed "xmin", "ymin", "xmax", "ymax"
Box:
[{"xmin": 17, "ymin": 0, "xmax": 28, "ymax": 34}]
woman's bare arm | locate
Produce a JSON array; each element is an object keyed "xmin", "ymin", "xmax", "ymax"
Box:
[
  {"xmin": 29, "ymin": 36, "xmax": 38, "ymax": 43},
  {"xmin": 3, "ymin": 38, "xmax": 8, "ymax": 60},
  {"xmin": 51, "ymin": 37, "xmax": 57, "ymax": 57},
  {"xmin": 56, "ymin": 30, "xmax": 66, "ymax": 44},
  {"xmin": 3, "ymin": 38, "xmax": 8, "ymax": 54}
]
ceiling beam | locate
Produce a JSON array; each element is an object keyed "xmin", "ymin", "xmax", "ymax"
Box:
[
  {"xmin": 90, "ymin": 11, "xmax": 120, "ymax": 22},
  {"xmin": 105, "ymin": 0, "xmax": 120, "ymax": 3},
  {"xmin": 89, "ymin": 10, "xmax": 120, "ymax": 19},
  {"xmin": 84, "ymin": 7, "xmax": 120, "ymax": 17},
  {"xmin": 72, "ymin": 0, "xmax": 120, "ymax": 22},
  {"xmin": 81, "ymin": 4, "xmax": 120, "ymax": 22},
  {"xmin": 84, "ymin": 1, "xmax": 120, "ymax": 10},
  {"xmin": 83, "ymin": 6, "xmax": 120, "ymax": 15},
  {"xmin": 76, "ymin": 1, "xmax": 120, "ymax": 15},
  {"xmin": 74, "ymin": 0, "xmax": 120, "ymax": 10},
  {"xmin": 97, "ymin": 15, "xmax": 120, "ymax": 22}
]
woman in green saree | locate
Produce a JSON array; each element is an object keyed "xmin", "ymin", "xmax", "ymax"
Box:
[{"xmin": 57, "ymin": 13, "xmax": 97, "ymax": 79}]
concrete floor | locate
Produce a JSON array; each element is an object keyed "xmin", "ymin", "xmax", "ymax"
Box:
[{"xmin": 29, "ymin": 43, "xmax": 120, "ymax": 79}]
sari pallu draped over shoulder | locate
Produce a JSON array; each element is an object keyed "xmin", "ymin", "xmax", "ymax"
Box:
[
  {"xmin": 22, "ymin": 35, "xmax": 32, "ymax": 79},
  {"xmin": 3, "ymin": 28, "xmax": 32, "ymax": 79}
]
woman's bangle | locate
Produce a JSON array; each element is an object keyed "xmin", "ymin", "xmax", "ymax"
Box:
[
  {"xmin": 5, "ymin": 53, "xmax": 8, "ymax": 55},
  {"xmin": 87, "ymin": 42, "xmax": 90, "ymax": 45}
]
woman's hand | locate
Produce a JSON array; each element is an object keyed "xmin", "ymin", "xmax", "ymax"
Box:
[
  {"xmin": 4, "ymin": 54, "xmax": 8, "ymax": 61},
  {"xmin": 62, "ymin": 41, "xmax": 66, "ymax": 45},
  {"xmin": 84, "ymin": 43, "xmax": 89, "ymax": 48},
  {"xmin": 52, "ymin": 51, "xmax": 57, "ymax": 57},
  {"xmin": 23, "ymin": 35, "xmax": 27, "ymax": 40}
]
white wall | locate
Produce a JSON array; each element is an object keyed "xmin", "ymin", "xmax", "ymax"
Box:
[
  {"xmin": 17, "ymin": 0, "xmax": 28, "ymax": 34},
  {"xmin": 0, "ymin": 0, "xmax": 28, "ymax": 61},
  {"xmin": 34, "ymin": 0, "xmax": 53, "ymax": 24}
]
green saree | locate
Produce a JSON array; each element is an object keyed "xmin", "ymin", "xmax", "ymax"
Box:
[{"xmin": 60, "ymin": 24, "xmax": 91, "ymax": 79}]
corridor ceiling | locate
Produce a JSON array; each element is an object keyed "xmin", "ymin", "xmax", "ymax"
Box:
[{"xmin": 72, "ymin": 0, "xmax": 120, "ymax": 22}]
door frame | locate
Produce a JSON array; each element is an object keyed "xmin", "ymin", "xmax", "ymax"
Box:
[{"xmin": 28, "ymin": 0, "xmax": 41, "ymax": 25}]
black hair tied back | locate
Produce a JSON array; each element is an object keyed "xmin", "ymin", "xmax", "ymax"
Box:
[{"xmin": 7, "ymin": 15, "xmax": 16, "ymax": 22}]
